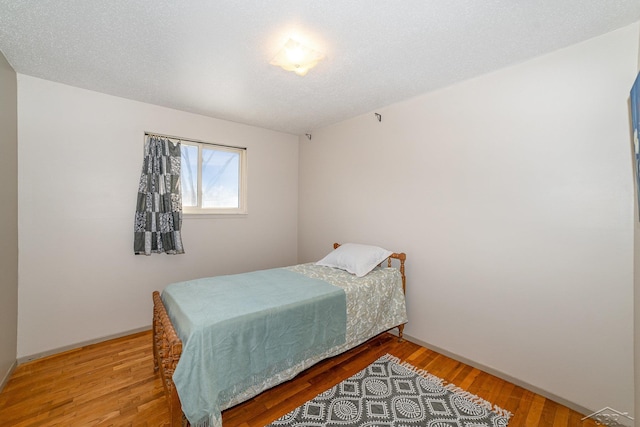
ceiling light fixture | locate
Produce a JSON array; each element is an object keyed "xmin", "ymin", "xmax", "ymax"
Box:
[{"xmin": 270, "ymin": 38, "xmax": 325, "ymax": 76}]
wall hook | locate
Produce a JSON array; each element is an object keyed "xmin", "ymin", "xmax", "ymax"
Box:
[
  {"xmin": 305, "ymin": 133, "xmax": 312, "ymax": 140},
  {"xmin": 374, "ymin": 113, "xmax": 382, "ymax": 122}
]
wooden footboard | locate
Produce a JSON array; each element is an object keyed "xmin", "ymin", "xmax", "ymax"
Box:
[
  {"xmin": 152, "ymin": 291, "xmax": 185, "ymax": 427},
  {"xmin": 153, "ymin": 243, "xmax": 407, "ymax": 426}
]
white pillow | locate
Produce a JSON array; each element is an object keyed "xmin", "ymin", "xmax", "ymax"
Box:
[{"xmin": 316, "ymin": 243, "xmax": 393, "ymax": 277}]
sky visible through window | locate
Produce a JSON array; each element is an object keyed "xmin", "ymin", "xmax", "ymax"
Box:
[{"xmin": 181, "ymin": 144, "xmax": 240, "ymax": 208}]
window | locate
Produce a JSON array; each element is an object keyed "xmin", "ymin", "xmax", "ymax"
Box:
[{"xmin": 180, "ymin": 140, "xmax": 247, "ymax": 215}]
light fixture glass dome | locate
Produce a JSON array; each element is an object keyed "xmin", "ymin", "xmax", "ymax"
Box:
[{"xmin": 270, "ymin": 38, "xmax": 325, "ymax": 76}]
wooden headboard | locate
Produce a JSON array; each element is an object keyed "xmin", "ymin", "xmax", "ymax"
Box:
[{"xmin": 333, "ymin": 242, "xmax": 406, "ymax": 294}]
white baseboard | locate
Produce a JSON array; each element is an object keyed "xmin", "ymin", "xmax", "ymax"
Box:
[
  {"xmin": 401, "ymin": 333, "xmax": 592, "ymax": 417},
  {"xmin": 0, "ymin": 359, "xmax": 17, "ymax": 393},
  {"xmin": 17, "ymin": 326, "xmax": 152, "ymax": 364}
]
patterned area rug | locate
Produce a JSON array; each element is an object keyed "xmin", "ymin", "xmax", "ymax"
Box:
[{"xmin": 268, "ymin": 354, "xmax": 511, "ymax": 427}]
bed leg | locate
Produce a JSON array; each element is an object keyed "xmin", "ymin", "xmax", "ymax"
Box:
[
  {"xmin": 397, "ymin": 324, "xmax": 405, "ymax": 342},
  {"xmin": 169, "ymin": 385, "xmax": 186, "ymax": 426}
]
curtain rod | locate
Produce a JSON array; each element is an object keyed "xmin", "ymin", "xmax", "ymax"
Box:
[{"xmin": 144, "ymin": 132, "xmax": 247, "ymax": 150}]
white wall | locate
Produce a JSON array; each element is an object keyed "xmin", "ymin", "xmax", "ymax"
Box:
[
  {"xmin": 299, "ymin": 23, "xmax": 639, "ymax": 416},
  {"xmin": 0, "ymin": 51, "xmax": 18, "ymax": 388},
  {"xmin": 17, "ymin": 76, "xmax": 299, "ymax": 358}
]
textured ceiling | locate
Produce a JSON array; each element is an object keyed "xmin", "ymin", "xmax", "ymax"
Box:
[{"xmin": 0, "ymin": 1, "xmax": 639, "ymax": 135}]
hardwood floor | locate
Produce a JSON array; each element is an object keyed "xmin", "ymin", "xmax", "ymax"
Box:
[{"xmin": 0, "ymin": 331, "xmax": 598, "ymax": 427}]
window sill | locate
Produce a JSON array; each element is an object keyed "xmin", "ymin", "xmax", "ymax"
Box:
[{"xmin": 183, "ymin": 213, "xmax": 248, "ymax": 219}]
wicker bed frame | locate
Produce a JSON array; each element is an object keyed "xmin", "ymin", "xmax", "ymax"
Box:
[{"xmin": 152, "ymin": 243, "xmax": 407, "ymax": 426}]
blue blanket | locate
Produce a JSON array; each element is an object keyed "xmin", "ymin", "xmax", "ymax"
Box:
[{"xmin": 161, "ymin": 268, "xmax": 347, "ymax": 427}]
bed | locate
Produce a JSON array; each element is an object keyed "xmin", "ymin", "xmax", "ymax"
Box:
[{"xmin": 152, "ymin": 243, "xmax": 408, "ymax": 427}]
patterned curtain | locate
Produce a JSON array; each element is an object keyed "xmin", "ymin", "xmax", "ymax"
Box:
[{"xmin": 134, "ymin": 135, "xmax": 185, "ymax": 255}]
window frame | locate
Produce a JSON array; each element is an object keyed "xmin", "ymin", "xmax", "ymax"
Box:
[
  {"xmin": 180, "ymin": 139, "xmax": 248, "ymax": 215},
  {"xmin": 178, "ymin": 138, "xmax": 248, "ymax": 216}
]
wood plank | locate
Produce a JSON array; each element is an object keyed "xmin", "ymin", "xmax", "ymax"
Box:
[{"xmin": 0, "ymin": 331, "xmax": 600, "ymax": 426}]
